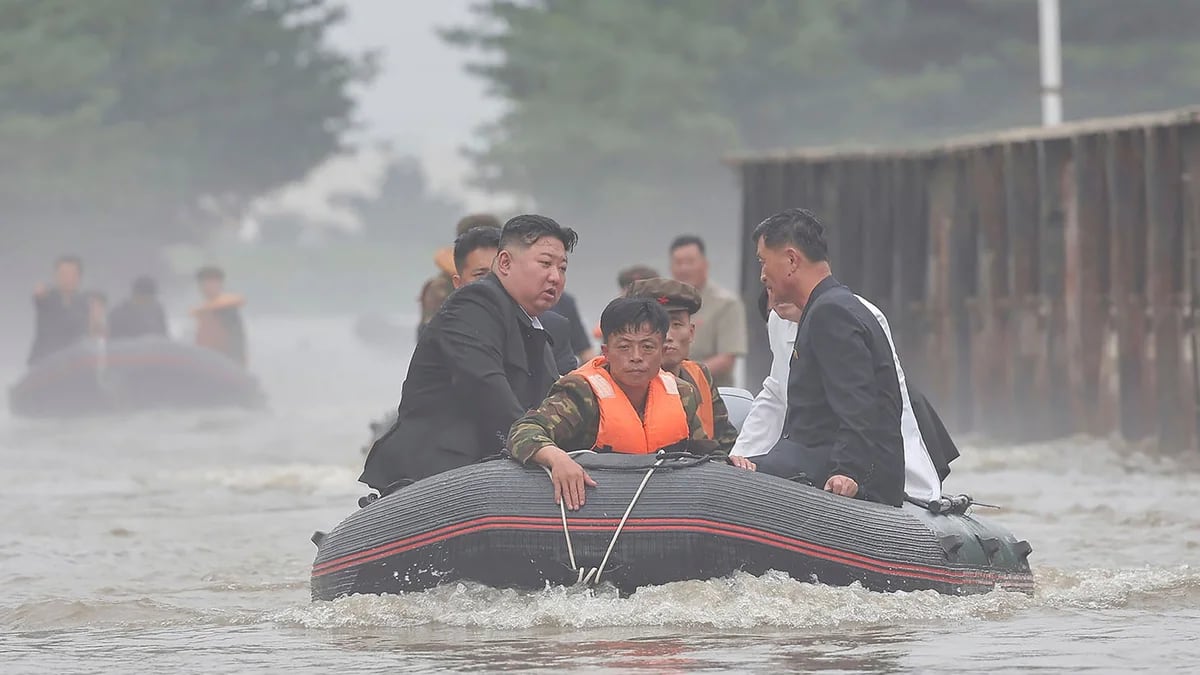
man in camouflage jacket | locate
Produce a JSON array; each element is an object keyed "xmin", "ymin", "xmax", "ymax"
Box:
[
  {"xmin": 626, "ymin": 277, "xmax": 740, "ymax": 453},
  {"xmin": 510, "ymin": 297, "xmax": 753, "ymax": 511}
]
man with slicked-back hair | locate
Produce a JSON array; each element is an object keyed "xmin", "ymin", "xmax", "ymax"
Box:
[{"xmin": 361, "ymin": 214, "xmax": 579, "ymax": 493}]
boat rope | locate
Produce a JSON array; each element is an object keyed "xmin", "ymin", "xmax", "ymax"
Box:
[
  {"xmin": 540, "ymin": 450, "xmax": 594, "ymax": 583},
  {"xmin": 588, "ymin": 456, "xmax": 663, "ymax": 586},
  {"xmin": 541, "ymin": 450, "xmax": 664, "ymax": 586}
]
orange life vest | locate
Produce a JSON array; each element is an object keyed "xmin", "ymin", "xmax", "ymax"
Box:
[
  {"xmin": 573, "ymin": 356, "xmax": 689, "ymax": 454},
  {"xmin": 679, "ymin": 360, "xmax": 714, "ymax": 439}
]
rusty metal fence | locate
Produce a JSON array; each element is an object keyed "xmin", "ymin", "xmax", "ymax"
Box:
[{"xmin": 731, "ymin": 107, "xmax": 1200, "ymax": 451}]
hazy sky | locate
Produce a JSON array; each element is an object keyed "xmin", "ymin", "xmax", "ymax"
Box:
[{"xmin": 330, "ymin": 0, "xmax": 500, "ymax": 206}]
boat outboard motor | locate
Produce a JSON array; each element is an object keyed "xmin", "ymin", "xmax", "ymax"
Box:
[{"xmin": 717, "ymin": 387, "xmax": 755, "ymax": 432}]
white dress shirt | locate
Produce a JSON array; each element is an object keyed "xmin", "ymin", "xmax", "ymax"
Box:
[
  {"xmin": 731, "ymin": 295, "xmax": 942, "ymax": 501},
  {"xmin": 730, "ymin": 311, "xmax": 794, "ymax": 459}
]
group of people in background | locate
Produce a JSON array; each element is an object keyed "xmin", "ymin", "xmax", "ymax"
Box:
[
  {"xmin": 418, "ymin": 217, "xmax": 749, "ymax": 389},
  {"xmin": 364, "ymin": 208, "xmax": 960, "ymax": 511},
  {"xmin": 25, "ymin": 256, "xmax": 249, "ymax": 368}
]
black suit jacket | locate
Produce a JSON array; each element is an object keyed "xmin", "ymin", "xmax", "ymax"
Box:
[
  {"xmin": 359, "ymin": 274, "xmax": 558, "ymax": 490},
  {"xmin": 541, "ymin": 310, "xmax": 579, "ymax": 375},
  {"xmin": 907, "ymin": 384, "xmax": 960, "ymax": 481},
  {"xmin": 765, "ymin": 276, "xmax": 905, "ymax": 506}
]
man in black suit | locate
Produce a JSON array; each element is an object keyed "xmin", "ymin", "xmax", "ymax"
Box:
[
  {"xmin": 359, "ymin": 214, "xmax": 579, "ymax": 493},
  {"xmin": 450, "ymin": 224, "xmax": 577, "ymax": 375},
  {"xmin": 751, "ymin": 208, "xmax": 905, "ymax": 506}
]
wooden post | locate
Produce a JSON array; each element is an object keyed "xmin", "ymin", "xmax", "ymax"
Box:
[
  {"xmin": 1108, "ymin": 130, "xmax": 1153, "ymax": 442},
  {"xmin": 925, "ymin": 157, "xmax": 959, "ymax": 420},
  {"xmin": 950, "ymin": 153, "xmax": 979, "ymax": 431},
  {"xmin": 1146, "ymin": 126, "xmax": 1187, "ymax": 451},
  {"xmin": 1005, "ymin": 142, "xmax": 1044, "ymax": 440},
  {"xmin": 969, "ymin": 148, "xmax": 1011, "ymax": 436},
  {"xmin": 1182, "ymin": 126, "xmax": 1200, "ymax": 452},
  {"xmin": 1069, "ymin": 134, "xmax": 1113, "ymax": 434},
  {"xmin": 1038, "ymin": 139, "xmax": 1072, "ymax": 438}
]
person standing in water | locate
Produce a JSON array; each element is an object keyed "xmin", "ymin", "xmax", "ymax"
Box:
[
  {"xmin": 27, "ymin": 255, "xmax": 90, "ymax": 365},
  {"xmin": 192, "ymin": 266, "xmax": 247, "ymax": 366}
]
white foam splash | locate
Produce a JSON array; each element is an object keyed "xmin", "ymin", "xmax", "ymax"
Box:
[
  {"xmin": 1036, "ymin": 564, "xmax": 1198, "ymax": 610},
  {"xmin": 266, "ymin": 563, "xmax": 1200, "ymax": 631},
  {"xmin": 268, "ymin": 571, "xmax": 1033, "ymax": 630}
]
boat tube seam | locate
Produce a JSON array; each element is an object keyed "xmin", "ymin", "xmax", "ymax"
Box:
[{"xmin": 311, "ymin": 516, "xmax": 1034, "ymax": 588}]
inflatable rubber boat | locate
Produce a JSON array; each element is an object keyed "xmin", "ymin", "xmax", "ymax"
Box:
[
  {"xmin": 8, "ymin": 336, "xmax": 265, "ymax": 417},
  {"xmin": 313, "ymin": 390, "xmax": 1033, "ymax": 599}
]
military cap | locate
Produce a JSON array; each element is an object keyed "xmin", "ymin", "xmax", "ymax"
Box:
[
  {"xmin": 455, "ymin": 213, "xmax": 502, "ymax": 236},
  {"xmin": 627, "ymin": 277, "xmax": 702, "ymax": 315},
  {"xmin": 617, "ymin": 264, "xmax": 660, "ymax": 289}
]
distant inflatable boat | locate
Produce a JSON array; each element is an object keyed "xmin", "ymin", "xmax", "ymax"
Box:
[
  {"xmin": 8, "ymin": 337, "xmax": 265, "ymax": 417},
  {"xmin": 313, "ymin": 392, "xmax": 1033, "ymax": 599}
]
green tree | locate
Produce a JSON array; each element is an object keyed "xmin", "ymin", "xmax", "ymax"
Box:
[
  {"xmin": 0, "ymin": 0, "xmax": 373, "ymax": 258},
  {"xmin": 340, "ymin": 156, "xmax": 465, "ymax": 248},
  {"xmin": 445, "ymin": 0, "xmax": 1200, "ymax": 236}
]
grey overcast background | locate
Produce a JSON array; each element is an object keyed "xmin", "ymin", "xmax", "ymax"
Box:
[{"xmin": 333, "ymin": 0, "xmax": 498, "ymax": 207}]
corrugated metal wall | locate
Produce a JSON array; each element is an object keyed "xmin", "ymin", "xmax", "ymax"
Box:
[{"xmin": 733, "ymin": 107, "xmax": 1200, "ymax": 451}]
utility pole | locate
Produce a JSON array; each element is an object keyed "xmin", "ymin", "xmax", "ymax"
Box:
[{"xmin": 1038, "ymin": 0, "xmax": 1063, "ymax": 125}]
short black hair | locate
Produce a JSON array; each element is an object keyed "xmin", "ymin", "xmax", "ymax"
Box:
[
  {"xmin": 669, "ymin": 235, "xmax": 705, "ymax": 256},
  {"xmin": 499, "ymin": 214, "xmax": 578, "ymax": 253},
  {"xmin": 757, "ymin": 287, "xmax": 771, "ymax": 323},
  {"xmin": 599, "ymin": 297, "xmax": 670, "ymax": 341},
  {"xmin": 195, "ymin": 265, "xmax": 225, "ymax": 282},
  {"xmin": 132, "ymin": 276, "xmax": 158, "ymax": 296},
  {"xmin": 453, "ymin": 226, "xmax": 501, "ymax": 274},
  {"xmin": 55, "ymin": 255, "xmax": 83, "ymax": 273},
  {"xmin": 752, "ymin": 208, "xmax": 828, "ymax": 263}
]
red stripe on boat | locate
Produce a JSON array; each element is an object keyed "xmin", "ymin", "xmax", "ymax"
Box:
[{"xmin": 312, "ymin": 515, "xmax": 1034, "ymax": 589}]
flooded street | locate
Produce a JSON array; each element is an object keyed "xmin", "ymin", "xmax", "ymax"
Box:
[{"xmin": 2, "ymin": 317, "xmax": 1198, "ymax": 673}]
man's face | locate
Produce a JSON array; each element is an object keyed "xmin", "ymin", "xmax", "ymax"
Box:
[
  {"xmin": 453, "ymin": 246, "xmax": 497, "ymax": 289},
  {"xmin": 756, "ymin": 237, "xmax": 799, "ymax": 305},
  {"xmin": 601, "ymin": 324, "xmax": 665, "ymax": 392},
  {"xmin": 669, "ymin": 244, "xmax": 707, "ymax": 289},
  {"xmin": 662, "ymin": 309, "xmax": 694, "ymax": 372},
  {"xmin": 55, "ymin": 261, "xmax": 81, "ymax": 293},
  {"xmin": 497, "ymin": 237, "xmax": 567, "ymax": 315},
  {"xmin": 199, "ymin": 277, "xmax": 224, "ymax": 300},
  {"xmin": 766, "ymin": 287, "xmax": 802, "ymax": 322}
]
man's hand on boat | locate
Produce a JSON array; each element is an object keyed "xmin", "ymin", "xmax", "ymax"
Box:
[
  {"xmin": 532, "ymin": 445, "xmax": 597, "ymax": 511},
  {"xmin": 824, "ymin": 475, "xmax": 859, "ymax": 498},
  {"xmin": 728, "ymin": 455, "xmax": 756, "ymax": 471}
]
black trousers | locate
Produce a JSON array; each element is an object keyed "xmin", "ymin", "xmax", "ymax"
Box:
[{"xmin": 753, "ymin": 438, "xmax": 831, "ymax": 485}]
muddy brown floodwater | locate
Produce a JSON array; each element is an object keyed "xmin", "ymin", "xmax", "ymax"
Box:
[{"xmin": 2, "ymin": 317, "xmax": 1197, "ymax": 673}]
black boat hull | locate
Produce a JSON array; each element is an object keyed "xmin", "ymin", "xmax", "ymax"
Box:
[
  {"xmin": 9, "ymin": 337, "xmax": 265, "ymax": 417},
  {"xmin": 312, "ymin": 454, "xmax": 1033, "ymax": 599}
]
